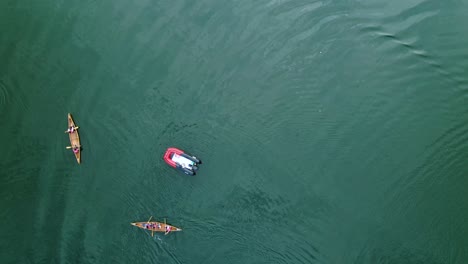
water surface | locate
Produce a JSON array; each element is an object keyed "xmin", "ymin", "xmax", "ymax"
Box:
[{"xmin": 1, "ymin": 0, "xmax": 468, "ymax": 263}]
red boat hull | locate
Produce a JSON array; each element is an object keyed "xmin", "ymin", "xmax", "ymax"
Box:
[{"xmin": 163, "ymin": 147, "xmax": 185, "ymax": 168}]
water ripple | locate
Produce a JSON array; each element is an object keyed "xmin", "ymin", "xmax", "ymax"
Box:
[
  {"xmin": 0, "ymin": 78, "xmax": 9, "ymax": 109},
  {"xmin": 2, "ymin": 0, "xmax": 468, "ymax": 263}
]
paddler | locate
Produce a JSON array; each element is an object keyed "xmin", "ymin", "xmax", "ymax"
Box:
[{"xmin": 67, "ymin": 126, "xmax": 75, "ymax": 133}]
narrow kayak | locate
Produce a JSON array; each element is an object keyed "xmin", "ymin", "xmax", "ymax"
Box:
[
  {"xmin": 65, "ymin": 113, "xmax": 81, "ymax": 164},
  {"xmin": 163, "ymin": 147, "xmax": 202, "ymax": 176},
  {"xmin": 131, "ymin": 216, "xmax": 182, "ymax": 236}
]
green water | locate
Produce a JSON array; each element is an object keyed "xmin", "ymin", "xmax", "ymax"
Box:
[{"xmin": 1, "ymin": 0, "xmax": 468, "ymax": 263}]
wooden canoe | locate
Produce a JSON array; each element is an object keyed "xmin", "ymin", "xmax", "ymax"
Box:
[
  {"xmin": 131, "ymin": 220, "xmax": 182, "ymax": 234},
  {"xmin": 67, "ymin": 113, "xmax": 81, "ymax": 164}
]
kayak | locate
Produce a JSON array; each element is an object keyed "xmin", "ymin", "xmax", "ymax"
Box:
[
  {"xmin": 66, "ymin": 113, "xmax": 81, "ymax": 164},
  {"xmin": 131, "ymin": 217, "xmax": 182, "ymax": 236},
  {"xmin": 163, "ymin": 147, "xmax": 202, "ymax": 175}
]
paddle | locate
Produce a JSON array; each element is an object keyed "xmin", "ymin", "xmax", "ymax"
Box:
[
  {"xmin": 66, "ymin": 145, "xmax": 81, "ymax": 149},
  {"xmin": 64, "ymin": 126, "xmax": 79, "ymax": 133},
  {"xmin": 147, "ymin": 216, "xmax": 154, "ymax": 237}
]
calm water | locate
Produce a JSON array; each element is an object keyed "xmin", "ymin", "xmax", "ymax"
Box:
[{"xmin": 1, "ymin": 0, "xmax": 468, "ymax": 263}]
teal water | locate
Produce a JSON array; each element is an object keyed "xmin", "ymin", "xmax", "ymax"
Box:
[{"xmin": 1, "ymin": 0, "xmax": 468, "ymax": 263}]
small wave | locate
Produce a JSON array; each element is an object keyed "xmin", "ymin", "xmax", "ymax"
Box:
[
  {"xmin": 0, "ymin": 79, "xmax": 9, "ymax": 108},
  {"xmin": 354, "ymin": 239, "xmax": 446, "ymax": 264},
  {"xmin": 0, "ymin": 76, "xmax": 29, "ymax": 114}
]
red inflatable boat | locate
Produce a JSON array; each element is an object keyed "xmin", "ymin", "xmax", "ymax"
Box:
[{"xmin": 163, "ymin": 147, "xmax": 202, "ymax": 176}]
